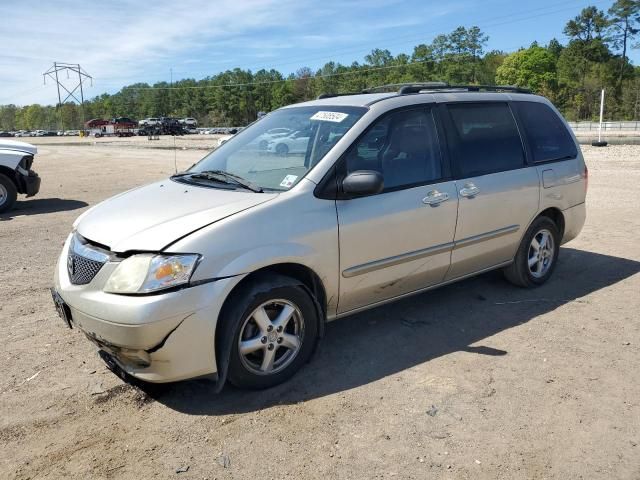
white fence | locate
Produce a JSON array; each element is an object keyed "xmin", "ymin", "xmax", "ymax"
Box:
[{"xmin": 568, "ymin": 121, "xmax": 640, "ymax": 131}]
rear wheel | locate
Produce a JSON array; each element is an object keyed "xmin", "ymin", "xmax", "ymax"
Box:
[
  {"xmin": 224, "ymin": 275, "xmax": 319, "ymax": 389},
  {"xmin": 0, "ymin": 174, "xmax": 17, "ymax": 214},
  {"xmin": 503, "ymin": 216, "xmax": 560, "ymax": 288}
]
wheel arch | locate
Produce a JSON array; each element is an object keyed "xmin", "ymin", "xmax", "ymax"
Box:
[
  {"xmin": 213, "ymin": 262, "xmax": 328, "ymax": 392},
  {"xmin": 536, "ymin": 207, "xmax": 565, "ymax": 240},
  {"xmin": 0, "ymin": 165, "xmax": 19, "ymax": 189},
  {"xmin": 219, "ymin": 262, "xmax": 328, "ymax": 323}
]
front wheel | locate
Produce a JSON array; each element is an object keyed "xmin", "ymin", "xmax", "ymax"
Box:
[
  {"xmin": 224, "ymin": 275, "xmax": 319, "ymax": 389},
  {"xmin": 503, "ymin": 216, "xmax": 560, "ymax": 288},
  {"xmin": 0, "ymin": 174, "xmax": 17, "ymax": 214}
]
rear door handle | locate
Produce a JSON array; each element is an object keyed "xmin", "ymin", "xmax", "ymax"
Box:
[
  {"xmin": 459, "ymin": 183, "xmax": 480, "ymax": 198},
  {"xmin": 422, "ymin": 190, "xmax": 449, "ymax": 206}
]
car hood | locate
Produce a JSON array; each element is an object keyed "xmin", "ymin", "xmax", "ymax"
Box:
[
  {"xmin": 75, "ymin": 179, "xmax": 278, "ymax": 253},
  {"xmin": 0, "ymin": 139, "xmax": 37, "ymax": 155}
]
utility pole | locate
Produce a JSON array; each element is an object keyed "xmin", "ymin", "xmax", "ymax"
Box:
[{"xmin": 43, "ymin": 62, "xmax": 92, "ymax": 132}]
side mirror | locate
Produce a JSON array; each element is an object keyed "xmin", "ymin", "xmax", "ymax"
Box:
[{"xmin": 342, "ymin": 170, "xmax": 384, "ymax": 197}]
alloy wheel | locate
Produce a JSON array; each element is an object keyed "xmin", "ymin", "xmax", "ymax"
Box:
[
  {"xmin": 238, "ymin": 299, "xmax": 305, "ymax": 375},
  {"xmin": 528, "ymin": 228, "xmax": 555, "ymax": 278}
]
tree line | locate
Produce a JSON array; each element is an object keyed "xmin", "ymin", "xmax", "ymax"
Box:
[{"xmin": 1, "ymin": 0, "xmax": 638, "ymax": 131}]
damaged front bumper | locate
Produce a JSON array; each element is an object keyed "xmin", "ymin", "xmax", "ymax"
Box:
[
  {"xmin": 53, "ymin": 236, "xmax": 245, "ymax": 383},
  {"xmin": 74, "ymin": 308, "xmax": 216, "ymax": 382},
  {"xmin": 16, "ymin": 168, "xmax": 41, "ymax": 197}
]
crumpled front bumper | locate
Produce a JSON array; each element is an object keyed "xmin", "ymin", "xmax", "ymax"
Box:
[
  {"xmin": 18, "ymin": 170, "xmax": 40, "ymax": 197},
  {"xmin": 53, "ymin": 235, "xmax": 245, "ymax": 383}
]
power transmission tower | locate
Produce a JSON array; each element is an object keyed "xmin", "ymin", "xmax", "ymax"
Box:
[{"xmin": 43, "ymin": 62, "xmax": 92, "ymax": 131}]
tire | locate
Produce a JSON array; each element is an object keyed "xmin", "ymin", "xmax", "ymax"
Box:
[
  {"xmin": 503, "ymin": 216, "xmax": 560, "ymax": 288},
  {"xmin": 0, "ymin": 173, "xmax": 18, "ymax": 214},
  {"xmin": 258, "ymin": 139, "xmax": 268, "ymax": 150},
  {"xmin": 223, "ymin": 274, "xmax": 319, "ymax": 389},
  {"xmin": 275, "ymin": 143, "xmax": 289, "ymax": 156}
]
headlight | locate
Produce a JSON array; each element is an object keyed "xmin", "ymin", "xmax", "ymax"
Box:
[{"xmin": 104, "ymin": 254, "xmax": 200, "ymax": 294}]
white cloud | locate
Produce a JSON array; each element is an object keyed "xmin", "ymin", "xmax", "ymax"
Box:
[
  {"xmin": 0, "ymin": 0, "xmax": 307, "ymax": 104},
  {"xmin": 0, "ymin": 0, "xmax": 464, "ymax": 105}
]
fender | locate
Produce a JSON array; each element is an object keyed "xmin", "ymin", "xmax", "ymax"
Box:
[
  {"xmin": 214, "ymin": 242, "xmax": 319, "ymax": 279},
  {"xmin": 0, "ymin": 150, "xmax": 25, "ymax": 171}
]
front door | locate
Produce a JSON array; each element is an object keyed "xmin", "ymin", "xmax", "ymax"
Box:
[{"xmin": 336, "ymin": 107, "xmax": 459, "ymax": 314}]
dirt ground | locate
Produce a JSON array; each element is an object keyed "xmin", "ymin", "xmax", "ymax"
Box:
[{"xmin": 1, "ymin": 139, "xmax": 639, "ymax": 479}]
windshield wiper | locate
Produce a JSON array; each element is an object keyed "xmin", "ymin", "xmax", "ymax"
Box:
[{"xmin": 189, "ymin": 170, "xmax": 263, "ymax": 193}]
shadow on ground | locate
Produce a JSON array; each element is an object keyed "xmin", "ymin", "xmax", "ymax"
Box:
[
  {"xmin": 132, "ymin": 247, "xmax": 640, "ymax": 415},
  {"xmin": 0, "ymin": 198, "xmax": 88, "ymax": 220}
]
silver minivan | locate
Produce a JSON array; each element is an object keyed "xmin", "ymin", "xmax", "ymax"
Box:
[{"xmin": 52, "ymin": 84, "xmax": 587, "ymax": 389}]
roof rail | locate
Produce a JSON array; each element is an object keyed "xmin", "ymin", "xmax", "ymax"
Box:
[
  {"xmin": 316, "ymin": 92, "xmax": 361, "ymax": 99},
  {"xmin": 362, "ymin": 82, "xmax": 448, "ymax": 94},
  {"xmin": 317, "ymin": 83, "xmax": 531, "ymax": 100},
  {"xmin": 396, "ymin": 83, "xmax": 531, "ymax": 94}
]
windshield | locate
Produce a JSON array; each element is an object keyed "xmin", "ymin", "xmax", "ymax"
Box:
[{"xmin": 188, "ymin": 105, "xmax": 367, "ymax": 191}]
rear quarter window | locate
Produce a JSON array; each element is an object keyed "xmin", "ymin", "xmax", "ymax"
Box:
[{"xmin": 513, "ymin": 101, "xmax": 577, "ymax": 163}]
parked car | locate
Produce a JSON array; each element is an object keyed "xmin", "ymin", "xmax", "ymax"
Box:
[
  {"xmin": 52, "ymin": 84, "xmax": 586, "ymax": 390},
  {"xmin": 139, "ymin": 118, "xmax": 160, "ymax": 127},
  {"xmin": 0, "ymin": 131, "xmax": 13, "ymax": 137},
  {"xmin": 0, "ymin": 139, "xmax": 41, "ymax": 213},
  {"xmin": 246, "ymin": 127, "xmax": 293, "ymax": 150},
  {"xmin": 113, "ymin": 117, "xmax": 135, "ymax": 125},
  {"xmin": 266, "ymin": 129, "xmax": 312, "ymax": 155},
  {"xmin": 180, "ymin": 118, "xmax": 198, "ymax": 127}
]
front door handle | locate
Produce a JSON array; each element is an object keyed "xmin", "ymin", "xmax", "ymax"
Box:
[
  {"xmin": 459, "ymin": 183, "xmax": 480, "ymax": 198},
  {"xmin": 422, "ymin": 190, "xmax": 449, "ymax": 206}
]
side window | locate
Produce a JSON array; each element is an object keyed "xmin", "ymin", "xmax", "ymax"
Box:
[
  {"xmin": 345, "ymin": 109, "xmax": 443, "ymax": 190},
  {"xmin": 445, "ymin": 103, "xmax": 525, "ymax": 178},
  {"xmin": 513, "ymin": 102, "xmax": 577, "ymax": 162}
]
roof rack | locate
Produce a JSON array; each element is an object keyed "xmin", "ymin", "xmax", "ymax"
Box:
[
  {"xmin": 362, "ymin": 82, "xmax": 448, "ymax": 94},
  {"xmin": 396, "ymin": 83, "xmax": 532, "ymax": 94},
  {"xmin": 316, "ymin": 82, "xmax": 531, "ymax": 100},
  {"xmin": 316, "ymin": 92, "xmax": 361, "ymax": 99}
]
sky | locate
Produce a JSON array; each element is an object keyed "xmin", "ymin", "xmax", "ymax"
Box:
[{"xmin": 0, "ymin": 0, "xmax": 636, "ymax": 106}]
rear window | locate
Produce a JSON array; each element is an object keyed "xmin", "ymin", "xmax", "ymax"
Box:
[
  {"xmin": 513, "ymin": 101, "xmax": 577, "ymax": 163},
  {"xmin": 445, "ymin": 103, "xmax": 525, "ymax": 178}
]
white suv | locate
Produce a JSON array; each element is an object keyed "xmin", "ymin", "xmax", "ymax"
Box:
[{"xmin": 0, "ymin": 140, "xmax": 41, "ymax": 213}]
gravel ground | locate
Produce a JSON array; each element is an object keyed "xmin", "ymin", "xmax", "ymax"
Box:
[{"xmin": 1, "ymin": 141, "xmax": 639, "ymax": 479}]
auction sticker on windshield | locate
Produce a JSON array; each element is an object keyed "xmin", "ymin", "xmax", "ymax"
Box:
[
  {"xmin": 280, "ymin": 175, "xmax": 298, "ymax": 188},
  {"xmin": 310, "ymin": 111, "xmax": 349, "ymax": 123}
]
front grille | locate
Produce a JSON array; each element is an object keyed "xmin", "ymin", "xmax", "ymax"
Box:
[
  {"xmin": 67, "ymin": 234, "xmax": 110, "ymax": 285},
  {"xmin": 67, "ymin": 251, "xmax": 105, "ymax": 285}
]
